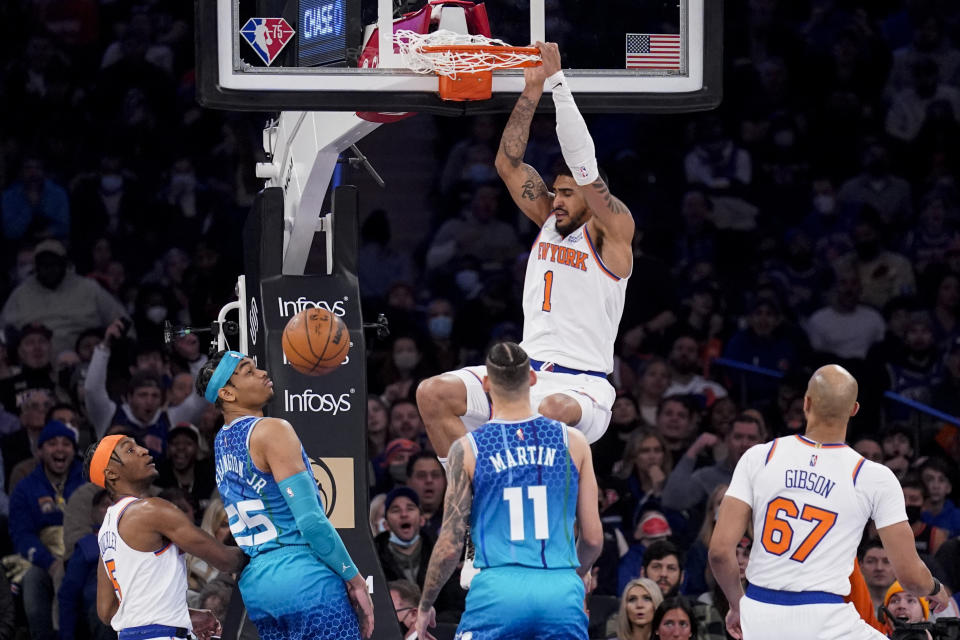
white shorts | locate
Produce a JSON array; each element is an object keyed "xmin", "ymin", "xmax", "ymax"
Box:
[
  {"xmin": 448, "ymin": 366, "xmax": 614, "ymax": 444},
  {"xmin": 741, "ymin": 595, "xmax": 886, "ymax": 640}
]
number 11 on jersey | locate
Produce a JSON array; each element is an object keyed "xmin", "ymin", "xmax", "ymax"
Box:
[{"xmin": 503, "ymin": 485, "xmax": 549, "ymax": 541}]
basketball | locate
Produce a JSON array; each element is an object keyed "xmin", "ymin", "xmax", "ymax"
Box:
[{"xmin": 281, "ymin": 308, "xmax": 350, "ymax": 375}]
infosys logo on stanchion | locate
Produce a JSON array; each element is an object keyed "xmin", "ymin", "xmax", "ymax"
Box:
[
  {"xmin": 277, "ymin": 296, "xmax": 347, "ymax": 318},
  {"xmin": 284, "ymin": 388, "xmax": 353, "ymax": 414}
]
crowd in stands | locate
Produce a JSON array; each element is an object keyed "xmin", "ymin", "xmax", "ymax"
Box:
[{"xmin": 2, "ymin": 0, "xmax": 960, "ymax": 639}]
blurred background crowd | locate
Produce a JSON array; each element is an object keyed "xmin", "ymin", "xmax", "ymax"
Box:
[{"xmin": 2, "ymin": 0, "xmax": 960, "ymax": 639}]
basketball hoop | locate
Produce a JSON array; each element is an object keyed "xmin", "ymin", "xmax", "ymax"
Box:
[{"xmin": 396, "ymin": 30, "xmax": 541, "ymax": 101}]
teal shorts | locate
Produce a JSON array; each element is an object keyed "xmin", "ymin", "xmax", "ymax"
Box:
[
  {"xmin": 456, "ymin": 566, "xmax": 587, "ymax": 640},
  {"xmin": 239, "ymin": 546, "xmax": 360, "ymax": 640}
]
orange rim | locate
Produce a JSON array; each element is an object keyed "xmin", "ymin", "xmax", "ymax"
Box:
[{"xmin": 420, "ymin": 44, "xmax": 542, "ymax": 56}]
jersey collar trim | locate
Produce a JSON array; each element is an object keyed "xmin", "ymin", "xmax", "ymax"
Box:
[{"xmin": 794, "ymin": 434, "xmax": 847, "ymax": 448}]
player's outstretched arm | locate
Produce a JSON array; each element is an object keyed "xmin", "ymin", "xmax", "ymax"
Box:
[
  {"xmin": 145, "ymin": 498, "xmax": 248, "ymax": 573},
  {"xmin": 416, "ymin": 437, "xmax": 474, "ymax": 640},
  {"xmin": 877, "ymin": 521, "xmax": 953, "ymax": 613},
  {"xmin": 495, "ymin": 60, "xmax": 552, "ymax": 227},
  {"xmin": 569, "ymin": 429, "xmax": 602, "ymax": 577},
  {"xmin": 708, "ymin": 495, "xmax": 752, "ymax": 640},
  {"xmin": 95, "ymin": 557, "xmax": 119, "ymax": 624},
  {"xmin": 540, "ymin": 41, "xmax": 635, "ymax": 246}
]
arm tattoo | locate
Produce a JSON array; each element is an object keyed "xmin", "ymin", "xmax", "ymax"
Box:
[
  {"xmin": 498, "ymin": 95, "xmax": 538, "ymax": 168},
  {"xmin": 589, "ymin": 179, "xmax": 629, "ymax": 215},
  {"xmin": 420, "ymin": 439, "xmax": 472, "ymax": 610},
  {"xmin": 520, "ymin": 165, "xmax": 549, "ymax": 202}
]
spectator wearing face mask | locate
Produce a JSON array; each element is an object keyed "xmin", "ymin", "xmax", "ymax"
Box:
[
  {"xmin": 0, "ymin": 240, "xmax": 128, "ymax": 357},
  {"xmin": 375, "ymin": 336, "xmax": 430, "ymax": 407},
  {"xmin": 902, "ymin": 473, "xmax": 949, "ymax": 556},
  {"xmin": 424, "ymin": 297, "xmax": 461, "ymax": 373},
  {"xmin": 374, "ymin": 487, "xmax": 464, "ymax": 620}
]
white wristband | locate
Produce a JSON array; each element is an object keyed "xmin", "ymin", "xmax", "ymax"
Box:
[{"xmin": 550, "ymin": 71, "xmax": 598, "ymax": 186}]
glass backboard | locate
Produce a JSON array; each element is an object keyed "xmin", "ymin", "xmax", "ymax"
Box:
[{"xmin": 196, "ymin": 0, "xmax": 722, "ymax": 114}]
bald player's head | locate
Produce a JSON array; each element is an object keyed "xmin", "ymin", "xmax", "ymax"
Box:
[{"xmin": 803, "ymin": 365, "xmax": 860, "ymax": 424}]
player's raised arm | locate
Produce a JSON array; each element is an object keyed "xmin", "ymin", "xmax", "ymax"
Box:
[
  {"xmin": 876, "ymin": 520, "xmax": 953, "ymax": 613},
  {"xmin": 540, "ymin": 42, "xmax": 635, "ymax": 245},
  {"xmin": 416, "ymin": 436, "xmax": 475, "ymax": 640},
  {"xmin": 568, "ymin": 428, "xmax": 602, "ymax": 577},
  {"xmin": 494, "ymin": 57, "xmax": 553, "ymax": 227}
]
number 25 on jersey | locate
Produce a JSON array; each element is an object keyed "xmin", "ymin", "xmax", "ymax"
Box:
[{"xmin": 761, "ymin": 497, "xmax": 838, "ymax": 562}]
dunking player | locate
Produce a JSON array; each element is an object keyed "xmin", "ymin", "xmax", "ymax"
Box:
[
  {"xmin": 196, "ymin": 351, "xmax": 374, "ymax": 640},
  {"xmin": 414, "ymin": 342, "xmax": 603, "ymax": 640},
  {"xmin": 709, "ymin": 365, "xmax": 953, "ymax": 640},
  {"xmin": 86, "ymin": 435, "xmax": 247, "ymax": 640},
  {"xmin": 417, "ymin": 41, "xmax": 634, "ymax": 461}
]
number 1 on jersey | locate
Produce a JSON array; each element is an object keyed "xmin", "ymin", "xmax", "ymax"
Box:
[
  {"xmin": 503, "ymin": 485, "xmax": 549, "ymax": 541},
  {"xmin": 542, "ymin": 271, "xmax": 554, "ymax": 312}
]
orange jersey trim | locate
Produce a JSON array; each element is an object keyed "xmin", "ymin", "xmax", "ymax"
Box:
[
  {"xmin": 765, "ymin": 439, "xmax": 778, "ymax": 465},
  {"xmin": 583, "ymin": 227, "xmax": 621, "ymax": 282},
  {"xmin": 794, "ymin": 435, "xmax": 847, "ymax": 449}
]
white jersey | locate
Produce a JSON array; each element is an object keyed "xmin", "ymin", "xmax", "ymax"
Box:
[
  {"xmin": 98, "ymin": 496, "xmax": 192, "ymax": 632},
  {"xmin": 726, "ymin": 435, "xmax": 906, "ymax": 596},
  {"xmin": 521, "ymin": 216, "xmax": 628, "ymax": 373}
]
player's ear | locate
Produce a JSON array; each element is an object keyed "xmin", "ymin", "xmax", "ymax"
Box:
[
  {"xmin": 803, "ymin": 395, "xmax": 812, "ymax": 414},
  {"xmin": 481, "ymin": 376, "xmax": 491, "ymax": 394},
  {"xmin": 103, "ymin": 463, "xmax": 120, "ymax": 485},
  {"xmin": 219, "ymin": 385, "xmax": 236, "ymax": 404},
  {"xmin": 529, "ymin": 369, "xmax": 537, "ymax": 386},
  {"xmin": 850, "ymin": 401, "xmax": 860, "ymax": 417}
]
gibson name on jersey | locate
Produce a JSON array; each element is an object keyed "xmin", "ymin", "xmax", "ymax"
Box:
[{"xmin": 784, "ymin": 468, "xmax": 836, "ymax": 499}]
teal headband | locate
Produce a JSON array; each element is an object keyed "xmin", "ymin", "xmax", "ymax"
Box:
[{"xmin": 204, "ymin": 351, "xmax": 246, "ymax": 403}]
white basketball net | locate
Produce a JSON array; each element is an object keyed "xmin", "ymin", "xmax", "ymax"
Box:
[{"xmin": 395, "ymin": 29, "xmax": 540, "ymax": 78}]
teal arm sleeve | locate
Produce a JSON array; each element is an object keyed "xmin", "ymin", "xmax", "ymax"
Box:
[{"xmin": 278, "ymin": 471, "xmax": 359, "ymax": 581}]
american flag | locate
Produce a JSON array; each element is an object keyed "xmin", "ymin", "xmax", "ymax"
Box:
[{"xmin": 625, "ymin": 33, "xmax": 681, "ymax": 70}]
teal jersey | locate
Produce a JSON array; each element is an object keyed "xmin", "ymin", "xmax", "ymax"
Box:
[
  {"xmin": 467, "ymin": 415, "xmax": 579, "ymax": 570},
  {"xmin": 214, "ymin": 416, "xmax": 321, "ymax": 559}
]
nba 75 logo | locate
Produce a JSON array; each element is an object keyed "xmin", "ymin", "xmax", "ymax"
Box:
[{"xmin": 240, "ymin": 18, "xmax": 295, "ymax": 66}]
